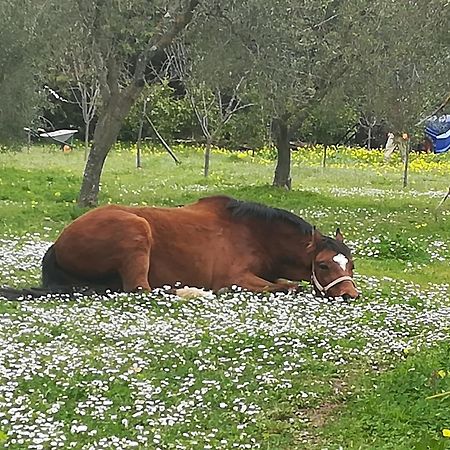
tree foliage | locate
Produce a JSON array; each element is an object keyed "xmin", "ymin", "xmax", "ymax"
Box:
[
  {"xmin": 346, "ymin": 0, "xmax": 450, "ymax": 133},
  {"xmin": 122, "ymin": 81, "xmax": 195, "ymax": 142},
  {"xmin": 210, "ymin": 0, "xmax": 375, "ymax": 186},
  {"xmin": 0, "ymin": 0, "xmax": 66, "ymax": 140}
]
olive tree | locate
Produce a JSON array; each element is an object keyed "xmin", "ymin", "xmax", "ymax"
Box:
[
  {"xmin": 62, "ymin": 0, "xmax": 203, "ymax": 206},
  {"xmin": 348, "ymin": 0, "xmax": 450, "ymax": 135},
  {"xmin": 168, "ymin": 41, "xmax": 254, "ymax": 176},
  {"xmin": 193, "ymin": 0, "xmax": 371, "ymax": 188}
]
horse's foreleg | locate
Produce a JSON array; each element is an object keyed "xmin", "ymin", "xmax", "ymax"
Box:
[
  {"xmin": 233, "ymin": 274, "xmax": 297, "ymax": 293},
  {"xmin": 274, "ymin": 278, "xmax": 304, "ymax": 292}
]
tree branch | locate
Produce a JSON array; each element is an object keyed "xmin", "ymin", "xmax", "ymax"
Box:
[
  {"xmin": 134, "ymin": 0, "xmax": 200, "ymax": 83},
  {"xmin": 416, "ymin": 92, "xmax": 450, "ymax": 125}
]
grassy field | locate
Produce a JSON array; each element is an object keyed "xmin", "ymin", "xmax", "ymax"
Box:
[{"xmin": 0, "ymin": 143, "xmax": 449, "ymax": 449}]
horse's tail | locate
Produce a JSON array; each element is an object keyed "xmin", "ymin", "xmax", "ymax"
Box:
[
  {"xmin": 0, "ymin": 245, "xmax": 82, "ymax": 301},
  {"xmin": 1, "ymin": 245, "xmax": 122, "ymax": 300},
  {"xmin": 0, "ymin": 286, "xmax": 70, "ymax": 300},
  {"xmin": 41, "ymin": 244, "xmax": 82, "ymax": 288}
]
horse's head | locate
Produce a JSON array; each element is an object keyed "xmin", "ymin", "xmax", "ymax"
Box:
[{"xmin": 309, "ymin": 228, "xmax": 359, "ymax": 299}]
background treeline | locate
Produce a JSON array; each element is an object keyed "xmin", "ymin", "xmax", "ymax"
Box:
[
  {"xmin": 44, "ymin": 80, "xmax": 387, "ymax": 150},
  {"xmin": 0, "ymin": 0, "xmax": 449, "ymax": 204}
]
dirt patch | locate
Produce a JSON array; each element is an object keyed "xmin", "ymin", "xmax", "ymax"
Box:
[{"xmin": 308, "ymin": 401, "xmax": 341, "ymax": 428}]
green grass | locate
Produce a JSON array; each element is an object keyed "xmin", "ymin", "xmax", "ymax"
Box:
[
  {"xmin": 0, "ymin": 143, "xmax": 449, "ymax": 449},
  {"xmin": 317, "ymin": 343, "xmax": 450, "ymax": 450}
]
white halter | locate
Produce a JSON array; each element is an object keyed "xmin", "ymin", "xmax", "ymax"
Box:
[{"xmin": 311, "ymin": 260, "xmax": 356, "ymax": 296}]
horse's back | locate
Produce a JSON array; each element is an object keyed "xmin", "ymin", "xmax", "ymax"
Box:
[
  {"xmin": 130, "ymin": 198, "xmax": 256, "ymax": 289},
  {"xmin": 137, "ymin": 199, "xmax": 250, "ymax": 289},
  {"xmin": 184, "ymin": 195, "xmax": 232, "ymax": 210},
  {"xmin": 51, "ymin": 198, "xmax": 258, "ymax": 291}
]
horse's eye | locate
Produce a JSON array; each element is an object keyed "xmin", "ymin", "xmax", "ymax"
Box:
[{"xmin": 318, "ymin": 263, "xmax": 329, "ymax": 271}]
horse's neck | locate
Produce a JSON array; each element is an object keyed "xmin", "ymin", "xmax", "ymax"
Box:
[{"xmin": 259, "ymin": 223, "xmax": 313, "ymax": 280}]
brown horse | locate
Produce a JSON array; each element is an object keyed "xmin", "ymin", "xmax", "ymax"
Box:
[{"xmin": 0, "ymin": 196, "xmax": 358, "ymax": 299}]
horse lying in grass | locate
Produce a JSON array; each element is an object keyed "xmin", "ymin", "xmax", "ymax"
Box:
[{"xmin": 0, "ymin": 196, "xmax": 358, "ymax": 300}]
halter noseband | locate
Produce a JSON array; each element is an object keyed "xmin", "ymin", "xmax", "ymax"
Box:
[{"xmin": 311, "ymin": 260, "xmax": 356, "ymax": 296}]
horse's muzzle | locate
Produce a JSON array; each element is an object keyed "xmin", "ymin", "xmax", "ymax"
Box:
[
  {"xmin": 329, "ymin": 280, "xmax": 359, "ymax": 299},
  {"xmin": 311, "ymin": 272, "xmax": 359, "ymax": 299}
]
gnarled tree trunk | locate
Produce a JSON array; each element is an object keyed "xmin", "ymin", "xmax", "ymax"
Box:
[
  {"xmin": 78, "ymin": 87, "xmax": 142, "ymax": 207},
  {"xmin": 272, "ymin": 116, "xmax": 292, "ymax": 189}
]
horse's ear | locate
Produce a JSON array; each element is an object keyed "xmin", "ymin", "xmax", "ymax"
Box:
[
  {"xmin": 307, "ymin": 226, "xmax": 322, "ymax": 252},
  {"xmin": 335, "ymin": 227, "xmax": 344, "ymax": 242}
]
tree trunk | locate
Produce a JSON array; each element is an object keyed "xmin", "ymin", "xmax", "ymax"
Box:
[
  {"xmin": 78, "ymin": 88, "xmax": 141, "ymax": 207},
  {"xmin": 84, "ymin": 120, "xmax": 90, "ymax": 161},
  {"xmin": 204, "ymin": 138, "xmax": 212, "ymax": 177},
  {"xmin": 272, "ymin": 117, "xmax": 291, "ymax": 189},
  {"xmin": 136, "ymin": 99, "xmax": 146, "ymax": 169},
  {"xmin": 322, "ymin": 145, "xmax": 327, "ymax": 169}
]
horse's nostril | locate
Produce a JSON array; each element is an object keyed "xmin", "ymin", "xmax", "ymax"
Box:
[{"xmin": 342, "ymin": 294, "xmax": 351, "ymax": 300}]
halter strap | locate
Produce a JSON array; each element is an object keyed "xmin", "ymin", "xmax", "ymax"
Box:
[{"xmin": 311, "ymin": 261, "xmax": 356, "ymax": 296}]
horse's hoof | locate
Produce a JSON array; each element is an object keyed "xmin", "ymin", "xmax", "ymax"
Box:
[{"xmin": 175, "ymin": 287, "xmax": 214, "ymax": 299}]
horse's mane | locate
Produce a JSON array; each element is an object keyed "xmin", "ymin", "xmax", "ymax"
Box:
[
  {"xmin": 225, "ymin": 197, "xmax": 313, "ymax": 235},
  {"xmin": 198, "ymin": 196, "xmax": 352, "ymax": 255}
]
